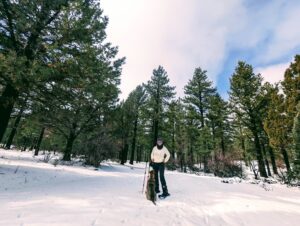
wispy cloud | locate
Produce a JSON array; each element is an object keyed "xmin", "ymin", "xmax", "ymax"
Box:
[{"xmin": 101, "ymin": 0, "xmax": 300, "ymax": 99}]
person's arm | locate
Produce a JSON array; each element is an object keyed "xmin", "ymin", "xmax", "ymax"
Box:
[{"xmin": 164, "ymin": 147, "xmax": 171, "ymax": 163}]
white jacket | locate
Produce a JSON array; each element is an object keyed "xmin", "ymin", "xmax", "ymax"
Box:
[{"xmin": 151, "ymin": 146, "xmax": 171, "ymax": 163}]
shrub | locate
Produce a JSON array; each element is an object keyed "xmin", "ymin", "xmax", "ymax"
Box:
[{"xmin": 208, "ymin": 153, "xmax": 244, "ymax": 178}]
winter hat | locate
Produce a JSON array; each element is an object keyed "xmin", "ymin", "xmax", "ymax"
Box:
[{"xmin": 157, "ymin": 137, "xmax": 163, "ymax": 143}]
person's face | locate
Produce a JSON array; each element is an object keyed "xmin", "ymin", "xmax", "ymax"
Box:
[{"xmin": 157, "ymin": 140, "xmax": 163, "ymax": 146}]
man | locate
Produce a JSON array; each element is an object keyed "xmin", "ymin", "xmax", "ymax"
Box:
[{"xmin": 150, "ymin": 138, "xmax": 171, "ymax": 198}]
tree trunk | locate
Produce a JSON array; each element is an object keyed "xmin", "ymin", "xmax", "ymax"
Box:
[
  {"xmin": 171, "ymin": 124, "xmax": 175, "ymax": 159},
  {"xmin": 203, "ymin": 154, "xmax": 209, "ymax": 173},
  {"xmin": 198, "ymin": 91, "xmax": 204, "ymax": 128},
  {"xmin": 22, "ymin": 136, "xmax": 28, "ymax": 152},
  {"xmin": 240, "ymin": 135, "xmax": 249, "ymax": 167},
  {"xmin": 143, "ymin": 147, "xmax": 147, "ymax": 162},
  {"xmin": 5, "ymin": 106, "xmax": 24, "ymax": 149},
  {"xmin": 34, "ymin": 127, "xmax": 45, "ymax": 156},
  {"xmin": 262, "ymin": 128, "xmax": 278, "ymax": 175},
  {"xmin": 136, "ymin": 144, "xmax": 142, "ymax": 163},
  {"xmin": 63, "ymin": 132, "xmax": 76, "ymax": 161},
  {"xmin": 121, "ymin": 142, "xmax": 129, "ymax": 165},
  {"xmin": 22, "ymin": 143, "xmax": 27, "ymax": 152},
  {"xmin": 182, "ymin": 154, "xmax": 187, "ymax": 173},
  {"xmin": 261, "ymin": 143, "xmax": 272, "ymax": 177},
  {"xmin": 280, "ymin": 146, "xmax": 291, "ymax": 172},
  {"xmin": 199, "ymin": 156, "xmax": 202, "ymax": 169},
  {"xmin": 129, "ymin": 118, "xmax": 138, "ymax": 165},
  {"xmin": 253, "ymin": 132, "xmax": 268, "ymax": 177},
  {"xmin": 267, "ymin": 145, "xmax": 278, "ymax": 175},
  {"xmin": 189, "ymin": 139, "xmax": 194, "ymax": 166},
  {"xmin": 0, "ymin": 84, "xmax": 19, "ymax": 142},
  {"xmin": 29, "ymin": 138, "xmax": 37, "ymax": 151},
  {"xmin": 211, "ymin": 124, "xmax": 216, "ymax": 150},
  {"xmin": 179, "ymin": 153, "xmax": 183, "ymax": 172},
  {"xmin": 265, "ymin": 157, "xmax": 272, "ymax": 177},
  {"xmin": 221, "ymin": 135, "xmax": 226, "ymax": 157},
  {"xmin": 153, "ymin": 119, "xmax": 159, "ymax": 146}
]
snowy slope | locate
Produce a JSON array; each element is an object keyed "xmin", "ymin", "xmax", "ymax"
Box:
[{"xmin": 0, "ymin": 149, "xmax": 300, "ymax": 226}]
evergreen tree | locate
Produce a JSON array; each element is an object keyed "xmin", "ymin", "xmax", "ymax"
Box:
[
  {"xmin": 229, "ymin": 61, "xmax": 268, "ymax": 177},
  {"xmin": 184, "ymin": 67, "xmax": 216, "ymax": 171},
  {"xmin": 282, "ymin": 55, "xmax": 300, "ymax": 129},
  {"xmin": 173, "ymin": 99, "xmax": 188, "ymax": 171},
  {"xmin": 184, "ymin": 105, "xmax": 200, "ymax": 167},
  {"xmin": 282, "ymin": 55, "xmax": 300, "ymax": 175},
  {"xmin": 184, "ymin": 68, "xmax": 216, "ymax": 128},
  {"xmin": 165, "ymin": 100, "xmax": 179, "ymax": 160},
  {"xmin": 145, "ymin": 66, "xmax": 176, "ymax": 146},
  {"xmin": 4, "ymin": 94, "xmax": 28, "ymax": 149},
  {"xmin": 117, "ymin": 100, "xmax": 133, "ymax": 165},
  {"xmin": 0, "ymin": 0, "xmax": 70, "ymax": 142},
  {"xmin": 0, "ymin": 0, "xmax": 114, "ymax": 143},
  {"xmin": 264, "ymin": 85, "xmax": 290, "ymax": 172},
  {"xmin": 206, "ymin": 93, "xmax": 231, "ymax": 157},
  {"xmin": 127, "ymin": 85, "xmax": 147, "ymax": 165},
  {"xmin": 40, "ymin": 44, "xmax": 123, "ymax": 161}
]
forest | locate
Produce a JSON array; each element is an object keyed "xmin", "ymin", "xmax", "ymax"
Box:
[{"xmin": 1, "ymin": 0, "xmax": 299, "ymax": 183}]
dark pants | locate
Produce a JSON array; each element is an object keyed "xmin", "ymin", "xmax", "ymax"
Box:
[{"xmin": 152, "ymin": 162, "xmax": 168, "ymax": 193}]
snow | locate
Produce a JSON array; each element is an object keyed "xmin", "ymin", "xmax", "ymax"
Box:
[{"xmin": 1, "ymin": 149, "xmax": 300, "ymax": 226}]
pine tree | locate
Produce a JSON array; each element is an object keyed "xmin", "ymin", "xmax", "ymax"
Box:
[
  {"xmin": 145, "ymin": 66, "xmax": 176, "ymax": 146},
  {"xmin": 264, "ymin": 85, "xmax": 290, "ymax": 172},
  {"xmin": 116, "ymin": 100, "xmax": 133, "ymax": 165},
  {"xmin": 282, "ymin": 55, "xmax": 300, "ymax": 127},
  {"xmin": 229, "ymin": 61, "xmax": 268, "ymax": 177},
  {"xmin": 164, "ymin": 100, "xmax": 179, "ymax": 160},
  {"xmin": 282, "ymin": 55, "xmax": 300, "ymax": 174},
  {"xmin": 0, "ymin": 0, "xmax": 70, "ymax": 142},
  {"xmin": 30, "ymin": 3, "xmax": 124, "ymax": 160},
  {"xmin": 0, "ymin": 0, "xmax": 116, "ymax": 143},
  {"xmin": 173, "ymin": 99, "xmax": 189, "ymax": 171},
  {"xmin": 128, "ymin": 85, "xmax": 147, "ymax": 165},
  {"xmin": 184, "ymin": 67, "xmax": 216, "ymax": 171},
  {"xmin": 184, "ymin": 68, "xmax": 216, "ymax": 128},
  {"xmin": 4, "ymin": 95, "xmax": 28, "ymax": 149},
  {"xmin": 184, "ymin": 105, "xmax": 200, "ymax": 168},
  {"xmin": 206, "ymin": 93, "xmax": 231, "ymax": 157}
]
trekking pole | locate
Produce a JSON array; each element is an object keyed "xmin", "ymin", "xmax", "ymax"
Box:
[{"xmin": 142, "ymin": 161, "xmax": 149, "ymax": 194}]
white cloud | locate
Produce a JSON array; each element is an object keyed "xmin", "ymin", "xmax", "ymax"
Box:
[
  {"xmin": 256, "ymin": 62, "xmax": 289, "ymax": 84},
  {"xmin": 101, "ymin": 0, "xmax": 300, "ymax": 100},
  {"xmin": 262, "ymin": 3, "xmax": 300, "ymax": 63},
  {"xmin": 101, "ymin": 0, "xmax": 244, "ymax": 99}
]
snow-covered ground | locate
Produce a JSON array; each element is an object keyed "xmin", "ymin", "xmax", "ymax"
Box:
[{"xmin": 0, "ymin": 149, "xmax": 299, "ymax": 226}]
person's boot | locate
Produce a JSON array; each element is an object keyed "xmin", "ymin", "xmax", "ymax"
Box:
[
  {"xmin": 155, "ymin": 187, "xmax": 160, "ymax": 193},
  {"xmin": 159, "ymin": 186, "xmax": 170, "ymax": 198}
]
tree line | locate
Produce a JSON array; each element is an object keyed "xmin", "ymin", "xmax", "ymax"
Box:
[
  {"xmin": 118, "ymin": 59, "xmax": 300, "ymax": 182},
  {"xmin": 0, "ymin": 0, "xmax": 299, "ymax": 181}
]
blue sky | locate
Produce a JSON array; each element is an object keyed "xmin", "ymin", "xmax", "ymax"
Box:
[{"xmin": 102, "ymin": 0, "xmax": 300, "ymax": 100}]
